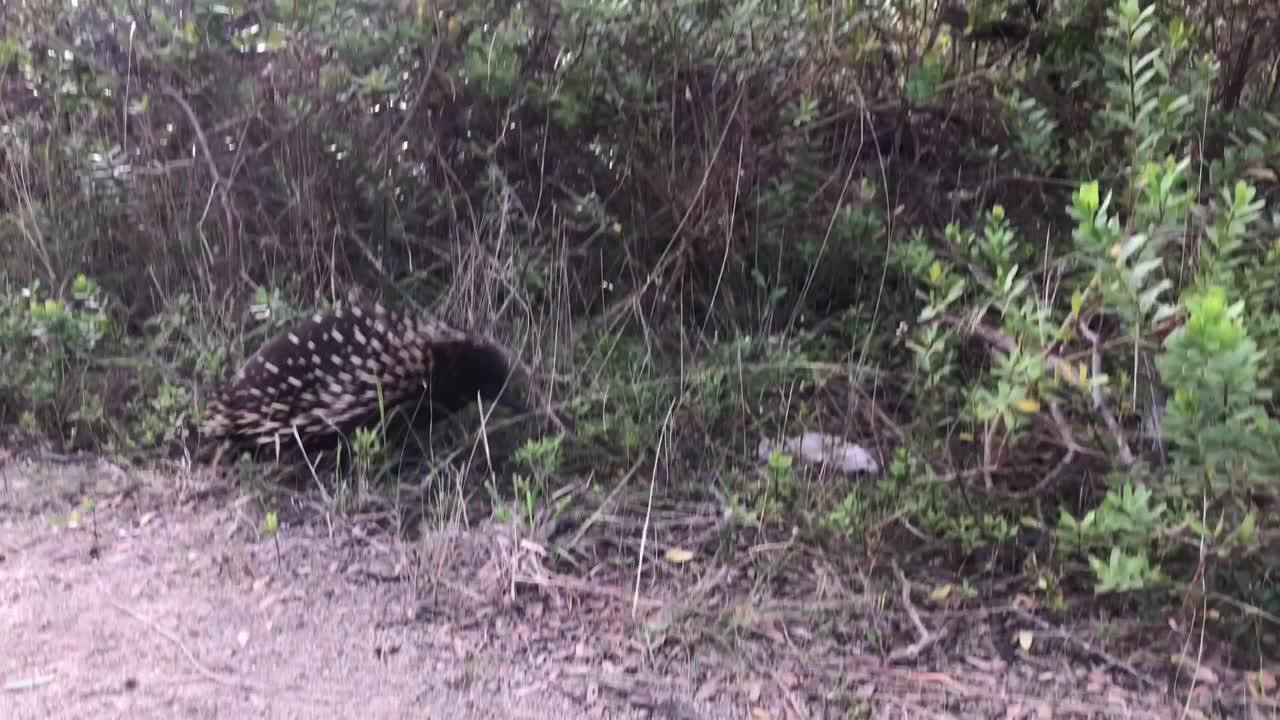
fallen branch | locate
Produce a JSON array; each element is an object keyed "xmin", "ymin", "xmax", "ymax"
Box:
[
  {"xmin": 945, "ymin": 312, "xmax": 1140, "ymax": 471},
  {"xmin": 1077, "ymin": 321, "xmax": 1136, "ymax": 468},
  {"xmin": 889, "ymin": 562, "xmax": 945, "ymax": 663},
  {"xmin": 1008, "ymin": 608, "xmax": 1158, "ymax": 689}
]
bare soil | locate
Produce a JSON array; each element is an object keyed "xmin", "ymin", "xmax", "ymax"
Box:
[{"xmin": 0, "ymin": 456, "xmax": 1255, "ymax": 719}]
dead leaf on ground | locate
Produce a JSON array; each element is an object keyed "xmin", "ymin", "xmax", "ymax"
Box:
[
  {"xmin": 1017, "ymin": 629, "xmax": 1034, "ymax": 652},
  {"xmin": 1169, "ymin": 653, "xmax": 1219, "ymax": 685},
  {"xmin": 664, "ymin": 547, "xmax": 694, "ymax": 564},
  {"xmin": 1248, "ymin": 670, "xmax": 1277, "ymax": 698},
  {"xmin": 929, "ymin": 583, "xmax": 953, "ymax": 601}
]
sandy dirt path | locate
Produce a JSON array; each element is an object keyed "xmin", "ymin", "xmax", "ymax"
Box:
[
  {"xmin": 1, "ymin": 459, "xmax": 733, "ymax": 720},
  {"xmin": 6, "ymin": 456, "xmax": 1231, "ymax": 720}
]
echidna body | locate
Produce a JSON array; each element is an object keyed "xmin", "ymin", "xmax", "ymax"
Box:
[{"xmin": 199, "ymin": 303, "xmax": 522, "ymax": 455}]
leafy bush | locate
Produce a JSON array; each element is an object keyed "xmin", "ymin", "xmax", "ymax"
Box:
[
  {"xmin": 889, "ymin": 0, "xmax": 1278, "ymax": 621},
  {"xmin": 1, "ymin": 276, "xmax": 111, "ymax": 446}
]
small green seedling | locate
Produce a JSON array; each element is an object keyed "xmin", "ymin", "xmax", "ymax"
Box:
[{"xmin": 263, "ymin": 511, "xmax": 281, "ymax": 567}]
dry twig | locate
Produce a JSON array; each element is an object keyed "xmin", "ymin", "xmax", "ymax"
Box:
[{"xmin": 888, "ymin": 562, "xmax": 945, "ymax": 663}]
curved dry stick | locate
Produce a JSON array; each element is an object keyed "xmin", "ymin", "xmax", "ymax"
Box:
[
  {"xmin": 1076, "ymin": 321, "xmax": 1136, "ymax": 468},
  {"xmin": 157, "ymin": 82, "xmax": 241, "ymax": 271}
]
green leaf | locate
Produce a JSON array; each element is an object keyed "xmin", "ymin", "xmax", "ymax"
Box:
[
  {"xmin": 1078, "ymin": 181, "xmax": 1100, "ymax": 213},
  {"xmin": 906, "ymin": 56, "xmax": 944, "ymax": 104},
  {"xmin": 1130, "ymin": 257, "xmax": 1163, "ymax": 285},
  {"xmin": 1116, "ymin": 233, "xmax": 1147, "ymax": 265}
]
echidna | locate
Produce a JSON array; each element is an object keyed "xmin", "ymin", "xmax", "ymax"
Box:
[{"xmin": 198, "ymin": 303, "xmax": 526, "ymax": 460}]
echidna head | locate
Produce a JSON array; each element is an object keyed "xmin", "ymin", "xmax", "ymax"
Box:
[{"xmin": 436, "ymin": 339, "xmax": 529, "ymax": 417}]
